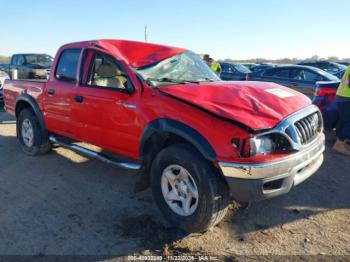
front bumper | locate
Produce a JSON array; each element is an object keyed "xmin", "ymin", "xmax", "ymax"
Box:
[{"xmin": 219, "ymin": 133, "xmax": 325, "ymax": 202}]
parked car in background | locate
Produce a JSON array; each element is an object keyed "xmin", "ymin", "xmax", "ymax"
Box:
[
  {"xmin": 337, "ymin": 61, "xmax": 350, "ymax": 66},
  {"xmin": 2, "ymin": 39, "xmax": 325, "ymax": 233},
  {"xmin": 0, "ymin": 53, "xmax": 53, "ymax": 79},
  {"xmin": 0, "ymin": 70, "xmax": 10, "ymax": 107},
  {"xmin": 296, "ymin": 61, "xmax": 346, "ymax": 77},
  {"xmin": 250, "ymin": 63, "xmax": 276, "ymax": 72},
  {"xmin": 220, "ymin": 62, "xmax": 251, "ymax": 80},
  {"xmin": 312, "ymin": 81, "xmax": 340, "ymax": 131},
  {"xmin": 247, "ymin": 65, "xmax": 339, "ymax": 96},
  {"xmin": 334, "ymin": 69, "xmax": 346, "ymax": 79}
]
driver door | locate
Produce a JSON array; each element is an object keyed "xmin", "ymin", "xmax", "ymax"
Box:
[{"xmin": 72, "ymin": 50, "xmax": 140, "ymax": 157}]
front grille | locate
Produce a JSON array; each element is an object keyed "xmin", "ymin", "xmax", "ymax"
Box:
[{"xmin": 294, "ymin": 112, "xmax": 321, "ymax": 145}]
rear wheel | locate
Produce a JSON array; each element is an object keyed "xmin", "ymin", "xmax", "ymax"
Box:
[
  {"xmin": 151, "ymin": 144, "xmax": 229, "ymax": 233},
  {"xmin": 17, "ymin": 109, "xmax": 51, "ymax": 156}
]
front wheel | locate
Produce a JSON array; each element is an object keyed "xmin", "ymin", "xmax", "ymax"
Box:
[{"xmin": 151, "ymin": 144, "xmax": 229, "ymax": 233}]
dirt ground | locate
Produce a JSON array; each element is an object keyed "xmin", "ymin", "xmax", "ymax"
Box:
[{"xmin": 0, "ymin": 110, "xmax": 349, "ymax": 260}]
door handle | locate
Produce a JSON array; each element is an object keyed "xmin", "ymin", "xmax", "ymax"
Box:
[
  {"xmin": 47, "ymin": 89, "xmax": 55, "ymax": 95},
  {"xmin": 116, "ymin": 101, "xmax": 137, "ymax": 109},
  {"xmin": 74, "ymin": 95, "xmax": 84, "ymax": 103}
]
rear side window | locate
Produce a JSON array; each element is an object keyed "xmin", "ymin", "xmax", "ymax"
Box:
[
  {"xmin": 55, "ymin": 49, "xmax": 81, "ymax": 82},
  {"xmin": 274, "ymin": 68, "xmax": 291, "ymax": 78},
  {"xmin": 292, "ymin": 69, "xmax": 321, "ymax": 82}
]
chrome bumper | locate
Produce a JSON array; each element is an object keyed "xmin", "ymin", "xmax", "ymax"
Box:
[{"xmin": 219, "ymin": 133, "xmax": 325, "ymax": 202}]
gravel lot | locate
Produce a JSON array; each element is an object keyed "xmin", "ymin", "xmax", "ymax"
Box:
[{"xmin": 0, "ymin": 110, "xmax": 349, "ymax": 260}]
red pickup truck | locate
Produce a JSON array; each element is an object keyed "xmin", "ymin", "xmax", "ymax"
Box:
[{"xmin": 3, "ymin": 40, "xmax": 325, "ymax": 233}]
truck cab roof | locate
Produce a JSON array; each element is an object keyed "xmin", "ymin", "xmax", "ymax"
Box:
[{"xmin": 60, "ymin": 39, "xmax": 187, "ymax": 68}]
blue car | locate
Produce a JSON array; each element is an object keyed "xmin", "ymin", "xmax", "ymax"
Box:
[
  {"xmin": 297, "ymin": 61, "xmax": 347, "ymax": 78},
  {"xmin": 220, "ymin": 62, "xmax": 251, "ymax": 81},
  {"xmin": 247, "ymin": 65, "xmax": 339, "ymax": 96}
]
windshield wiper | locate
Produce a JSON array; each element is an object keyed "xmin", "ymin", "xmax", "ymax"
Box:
[{"xmin": 146, "ymin": 77, "xmax": 200, "ymax": 85}]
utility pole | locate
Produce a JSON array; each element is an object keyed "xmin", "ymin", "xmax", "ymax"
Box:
[{"xmin": 144, "ymin": 25, "xmax": 148, "ymax": 42}]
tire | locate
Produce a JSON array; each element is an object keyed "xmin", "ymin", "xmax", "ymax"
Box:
[
  {"xmin": 17, "ymin": 108, "xmax": 51, "ymax": 156},
  {"xmin": 151, "ymin": 143, "xmax": 229, "ymax": 233}
]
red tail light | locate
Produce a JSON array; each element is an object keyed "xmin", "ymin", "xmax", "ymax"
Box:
[{"xmin": 315, "ymin": 87, "xmax": 336, "ymax": 97}]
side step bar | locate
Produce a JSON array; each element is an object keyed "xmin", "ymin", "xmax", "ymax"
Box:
[{"xmin": 49, "ymin": 135, "xmax": 141, "ymax": 170}]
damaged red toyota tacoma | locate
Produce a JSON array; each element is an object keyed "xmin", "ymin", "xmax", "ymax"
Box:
[{"xmin": 3, "ymin": 40, "xmax": 325, "ymax": 233}]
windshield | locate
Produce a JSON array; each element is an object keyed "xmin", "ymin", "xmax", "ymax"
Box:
[
  {"xmin": 136, "ymin": 51, "xmax": 220, "ymax": 87},
  {"xmin": 24, "ymin": 55, "xmax": 53, "ymax": 65}
]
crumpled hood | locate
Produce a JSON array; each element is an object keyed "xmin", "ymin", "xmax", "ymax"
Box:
[{"xmin": 160, "ymin": 81, "xmax": 311, "ymax": 130}]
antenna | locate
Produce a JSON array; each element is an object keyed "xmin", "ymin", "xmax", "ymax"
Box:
[{"xmin": 144, "ymin": 25, "xmax": 148, "ymax": 42}]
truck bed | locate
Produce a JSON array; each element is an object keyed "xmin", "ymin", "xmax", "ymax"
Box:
[{"xmin": 3, "ymin": 79, "xmax": 46, "ymax": 115}]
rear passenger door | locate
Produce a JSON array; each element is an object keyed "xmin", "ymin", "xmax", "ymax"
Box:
[{"xmin": 43, "ymin": 48, "xmax": 82, "ymax": 137}]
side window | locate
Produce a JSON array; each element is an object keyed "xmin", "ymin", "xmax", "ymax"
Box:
[
  {"xmin": 263, "ymin": 68, "xmax": 290, "ymax": 78},
  {"xmin": 12, "ymin": 56, "xmax": 18, "ymax": 66},
  {"xmin": 262, "ymin": 68, "xmax": 276, "ymax": 76},
  {"xmin": 55, "ymin": 49, "xmax": 81, "ymax": 82},
  {"xmin": 86, "ymin": 53, "xmax": 127, "ymax": 90},
  {"xmin": 274, "ymin": 68, "xmax": 291, "ymax": 78},
  {"xmin": 304, "ymin": 70, "xmax": 321, "ymax": 81},
  {"xmin": 17, "ymin": 56, "xmax": 25, "ymax": 66},
  {"xmin": 292, "ymin": 69, "xmax": 321, "ymax": 82}
]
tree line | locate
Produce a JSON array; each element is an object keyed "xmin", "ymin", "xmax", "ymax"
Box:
[
  {"xmin": 0, "ymin": 56, "xmax": 10, "ymax": 63},
  {"xmin": 224, "ymin": 55, "xmax": 350, "ymax": 64}
]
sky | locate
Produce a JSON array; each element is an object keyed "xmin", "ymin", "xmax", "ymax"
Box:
[{"xmin": 0, "ymin": 0, "xmax": 349, "ymax": 60}]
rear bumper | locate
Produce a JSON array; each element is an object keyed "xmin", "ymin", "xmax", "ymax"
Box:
[{"xmin": 219, "ymin": 133, "xmax": 325, "ymax": 202}]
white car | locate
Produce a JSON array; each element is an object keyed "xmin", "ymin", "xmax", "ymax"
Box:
[{"xmin": 0, "ymin": 70, "xmax": 10, "ymax": 106}]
